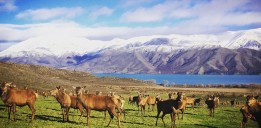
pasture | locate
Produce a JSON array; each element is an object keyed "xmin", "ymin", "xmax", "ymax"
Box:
[{"xmin": 0, "ymin": 93, "xmax": 259, "ymax": 128}]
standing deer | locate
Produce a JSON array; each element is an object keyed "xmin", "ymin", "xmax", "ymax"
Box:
[
  {"xmin": 75, "ymin": 86, "xmax": 122, "ymax": 128},
  {"xmin": 0, "ymin": 82, "xmax": 37, "ymax": 122}
]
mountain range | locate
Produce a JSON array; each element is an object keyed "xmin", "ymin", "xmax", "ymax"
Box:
[{"xmin": 0, "ymin": 28, "xmax": 261, "ymax": 74}]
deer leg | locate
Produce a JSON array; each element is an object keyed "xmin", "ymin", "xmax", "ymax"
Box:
[
  {"xmin": 171, "ymin": 112, "xmax": 177, "ymax": 128},
  {"xmin": 143, "ymin": 105, "xmax": 146, "ymax": 115},
  {"xmin": 87, "ymin": 109, "xmax": 91, "ymax": 127},
  {"xmin": 141, "ymin": 105, "xmax": 145, "ymax": 122},
  {"xmin": 170, "ymin": 113, "xmax": 173, "ymax": 128},
  {"xmin": 136, "ymin": 102, "xmax": 139, "ymax": 111},
  {"xmin": 155, "ymin": 110, "xmax": 161, "ymax": 126},
  {"xmin": 172, "ymin": 107, "xmax": 178, "ymax": 128},
  {"xmin": 109, "ymin": 107, "xmax": 120, "ymax": 128},
  {"xmin": 28, "ymin": 103, "xmax": 36, "ymax": 122},
  {"xmin": 241, "ymin": 117, "xmax": 248, "ymax": 128},
  {"xmin": 180, "ymin": 109, "xmax": 184, "ymax": 120},
  {"xmin": 12, "ymin": 104, "xmax": 16, "ymax": 121},
  {"xmin": 62, "ymin": 108, "xmax": 65, "ymax": 121},
  {"xmin": 107, "ymin": 111, "xmax": 113, "ymax": 127},
  {"xmin": 213, "ymin": 108, "xmax": 214, "ymax": 117},
  {"xmin": 173, "ymin": 112, "xmax": 177, "ymax": 128},
  {"xmin": 78, "ymin": 107, "xmax": 83, "ymax": 120},
  {"xmin": 122, "ymin": 108, "xmax": 126, "ymax": 120},
  {"xmin": 66, "ymin": 107, "xmax": 70, "ymax": 122},
  {"xmin": 161, "ymin": 112, "xmax": 167, "ymax": 127},
  {"xmin": 240, "ymin": 109, "xmax": 248, "ymax": 128},
  {"xmin": 116, "ymin": 105, "xmax": 122, "ymax": 120},
  {"xmin": 177, "ymin": 111, "xmax": 180, "ymax": 120},
  {"xmin": 8, "ymin": 106, "xmax": 11, "ymax": 121}
]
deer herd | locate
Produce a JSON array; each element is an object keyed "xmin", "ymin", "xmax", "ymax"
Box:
[{"xmin": 0, "ymin": 81, "xmax": 260, "ymax": 128}]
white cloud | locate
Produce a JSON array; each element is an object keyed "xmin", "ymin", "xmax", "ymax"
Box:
[
  {"xmin": 120, "ymin": 1, "xmax": 189, "ymax": 22},
  {"xmin": 0, "ymin": 21, "xmax": 80, "ymax": 41},
  {"xmin": 89, "ymin": 7, "xmax": 113, "ymax": 20},
  {"xmin": 120, "ymin": 0, "xmax": 261, "ymax": 30},
  {"xmin": 0, "ymin": 0, "xmax": 17, "ymax": 11},
  {"xmin": 16, "ymin": 7, "xmax": 84, "ymax": 21},
  {"xmin": 121, "ymin": 8, "xmax": 163, "ymax": 22},
  {"xmin": 0, "ymin": 21, "xmax": 177, "ymax": 42},
  {"xmin": 168, "ymin": 0, "xmax": 261, "ymax": 34}
]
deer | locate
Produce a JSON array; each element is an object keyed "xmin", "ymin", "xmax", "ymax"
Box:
[
  {"xmin": 75, "ymin": 86, "xmax": 122, "ymax": 128},
  {"xmin": 0, "ymin": 82, "xmax": 37, "ymax": 122}
]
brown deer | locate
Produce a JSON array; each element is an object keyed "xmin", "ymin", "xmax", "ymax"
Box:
[
  {"xmin": 70, "ymin": 95, "xmax": 84, "ymax": 120},
  {"xmin": 183, "ymin": 96, "xmax": 195, "ymax": 109},
  {"xmin": 75, "ymin": 86, "xmax": 122, "ymax": 128},
  {"xmin": 109, "ymin": 92, "xmax": 126, "ymax": 119},
  {"xmin": 42, "ymin": 91, "xmax": 49, "ymax": 99},
  {"xmin": 147, "ymin": 95, "xmax": 157, "ymax": 112},
  {"xmin": 50, "ymin": 86, "xmax": 71, "ymax": 122},
  {"xmin": 0, "ymin": 82, "xmax": 37, "ymax": 122},
  {"xmin": 240, "ymin": 95, "xmax": 260, "ymax": 128}
]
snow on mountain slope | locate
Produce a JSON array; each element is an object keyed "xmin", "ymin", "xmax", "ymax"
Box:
[
  {"xmin": 0, "ymin": 28, "xmax": 260, "ymax": 58},
  {"xmin": 0, "ymin": 35, "xmax": 126, "ymax": 57},
  {"xmin": 225, "ymin": 28, "xmax": 261, "ymax": 50}
]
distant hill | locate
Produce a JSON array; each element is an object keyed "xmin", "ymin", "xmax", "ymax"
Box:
[
  {"xmin": 65, "ymin": 47, "xmax": 261, "ymax": 74},
  {"xmin": 0, "ymin": 28, "xmax": 261, "ymax": 74},
  {"xmin": 0, "ymin": 62, "xmax": 154, "ymax": 93}
]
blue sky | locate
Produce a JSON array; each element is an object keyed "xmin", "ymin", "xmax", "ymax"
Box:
[{"xmin": 0, "ymin": 0, "xmax": 261, "ymax": 50}]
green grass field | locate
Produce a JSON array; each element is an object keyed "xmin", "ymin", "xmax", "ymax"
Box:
[{"xmin": 0, "ymin": 96, "xmax": 258, "ymax": 128}]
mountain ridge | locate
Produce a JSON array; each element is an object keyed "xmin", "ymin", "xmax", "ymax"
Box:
[{"xmin": 0, "ymin": 28, "xmax": 261, "ymax": 74}]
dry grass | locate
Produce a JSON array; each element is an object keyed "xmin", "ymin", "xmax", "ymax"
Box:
[{"xmin": 0, "ymin": 62, "xmax": 155, "ymax": 93}]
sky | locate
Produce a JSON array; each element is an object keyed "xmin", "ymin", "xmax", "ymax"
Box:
[{"xmin": 0, "ymin": 0, "xmax": 261, "ymax": 51}]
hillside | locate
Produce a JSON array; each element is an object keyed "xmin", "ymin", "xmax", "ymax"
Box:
[
  {"xmin": 0, "ymin": 62, "xmax": 155, "ymax": 93},
  {"xmin": 65, "ymin": 47, "xmax": 261, "ymax": 74}
]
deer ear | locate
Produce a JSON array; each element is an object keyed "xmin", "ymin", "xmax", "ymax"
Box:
[
  {"xmin": 254, "ymin": 95, "xmax": 259, "ymax": 99},
  {"xmin": 83, "ymin": 86, "xmax": 86, "ymax": 89},
  {"xmin": 72, "ymin": 86, "xmax": 76, "ymax": 89}
]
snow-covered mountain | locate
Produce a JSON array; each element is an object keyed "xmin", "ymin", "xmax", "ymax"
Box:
[{"xmin": 0, "ymin": 28, "xmax": 261, "ymax": 74}]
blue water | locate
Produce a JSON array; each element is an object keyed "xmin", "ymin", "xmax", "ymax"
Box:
[{"xmin": 95, "ymin": 74, "xmax": 261, "ymax": 85}]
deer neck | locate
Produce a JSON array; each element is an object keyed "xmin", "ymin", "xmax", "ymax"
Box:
[
  {"xmin": 76, "ymin": 92, "xmax": 84, "ymax": 103},
  {"xmin": 56, "ymin": 92, "xmax": 65, "ymax": 102}
]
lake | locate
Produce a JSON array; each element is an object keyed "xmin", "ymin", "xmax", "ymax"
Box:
[{"xmin": 95, "ymin": 74, "xmax": 261, "ymax": 85}]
